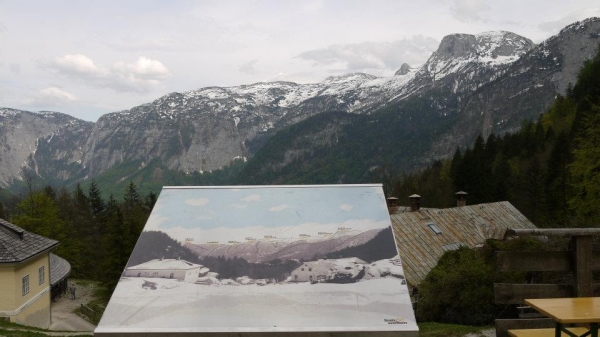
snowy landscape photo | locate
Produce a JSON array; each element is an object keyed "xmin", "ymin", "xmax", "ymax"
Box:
[{"xmin": 96, "ymin": 185, "xmax": 418, "ymax": 334}]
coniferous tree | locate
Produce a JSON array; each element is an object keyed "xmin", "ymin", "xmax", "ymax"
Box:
[
  {"xmin": 543, "ymin": 133, "xmax": 572, "ymax": 227},
  {"xmin": 89, "ymin": 180, "xmax": 106, "ymax": 221},
  {"xmin": 570, "ymin": 106, "xmax": 600, "ymax": 226},
  {"xmin": 0, "ymin": 201, "xmax": 6, "ymax": 219},
  {"xmin": 102, "ymin": 194, "xmax": 128, "ymax": 290}
]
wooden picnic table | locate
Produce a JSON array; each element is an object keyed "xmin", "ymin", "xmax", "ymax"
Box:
[{"xmin": 524, "ymin": 298, "xmax": 600, "ymax": 337}]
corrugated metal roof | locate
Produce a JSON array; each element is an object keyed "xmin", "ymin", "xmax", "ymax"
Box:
[{"xmin": 390, "ymin": 201, "xmax": 536, "ymax": 286}]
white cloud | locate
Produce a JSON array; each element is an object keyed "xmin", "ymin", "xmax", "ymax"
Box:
[
  {"xmin": 144, "ymin": 214, "xmax": 170, "ymax": 231},
  {"xmin": 239, "ymin": 59, "xmax": 258, "ymax": 74},
  {"xmin": 185, "ymin": 198, "xmax": 209, "ymax": 206},
  {"xmin": 196, "ymin": 215, "xmax": 213, "ymax": 220},
  {"xmin": 21, "ymin": 87, "xmax": 78, "ymax": 107},
  {"xmin": 0, "ymin": 22, "xmax": 7, "ymax": 33},
  {"xmin": 229, "ymin": 203, "xmax": 248, "ymax": 209},
  {"xmin": 113, "ymin": 57, "xmax": 171, "ymax": 80},
  {"xmin": 297, "ymin": 36, "xmax": 439, "ymax": 74},
  {"xmin": 450, "ymin": 0, "xmax": 490, "ymax": 23},
  {"xmin": 539, "ymin": 8, "xmax": 600, "ymax": 34},
  {"xmin": 242, "ymin": 194, "xmax": 261, "ymax": 202},
  {"xmin": 39, "ymin": 54, "xmax": 171, "ymax": 93},
  {"xmin": 339, "ymin": 204, "xmax": 354, "ymax": 211},
  {"xmin": 9, "ymin": 63, "xmax": 21, "ymax": 74},
  {"xmin": 269, "ymin": 204, "xmax": 289, "ymax": 212}
]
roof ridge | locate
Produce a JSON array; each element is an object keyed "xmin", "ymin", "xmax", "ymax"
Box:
[{"xmin": 0, "ymin": 218, "xmax": 25, "ymax": 240}]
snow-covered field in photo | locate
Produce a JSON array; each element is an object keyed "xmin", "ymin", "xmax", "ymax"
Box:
[{"xmin": 96, "ymin": 277, "xmax": 417, "ymax": 333}]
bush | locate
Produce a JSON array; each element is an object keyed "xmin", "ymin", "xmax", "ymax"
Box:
[
  {"xmin": 417, "ymin": 246, "xmax": 496, "ymax": 325},
  {"xmin": 416, "ymin": 237, "xmax": 561, "ymax": 325}
]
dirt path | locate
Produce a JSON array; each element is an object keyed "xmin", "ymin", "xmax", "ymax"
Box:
[{"xmin": 49, "ymin": 280, "xmax": 97, "ymax": 332}]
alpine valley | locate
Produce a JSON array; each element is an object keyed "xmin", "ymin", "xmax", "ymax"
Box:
[{"xmin": 1, "ymin": 18, "xmax": 600, "ymax": 195}]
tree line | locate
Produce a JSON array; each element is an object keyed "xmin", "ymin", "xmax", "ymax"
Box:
[
  {"xmin": 414, "ymin": 46, "xmax": 600, "ymax": 325},
  {"xmin": 0, "ymin": 181, "xmax": 154, "ymax": 292}
]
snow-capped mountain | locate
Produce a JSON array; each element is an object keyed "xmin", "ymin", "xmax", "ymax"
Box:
[
  {"xmin": 0, "ymin": 18, "xmax": 598, "ymax": 188},
  {"xmin": 184, "ymin": 228, "xmax": 383, "ymax": 263}
]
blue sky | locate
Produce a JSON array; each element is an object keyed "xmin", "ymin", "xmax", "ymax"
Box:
[
  {"xmin": 1, "ymin": 1, "xmax": 599, "ymax": 121},
  {"xmin": 151, "ymin": 185, "xmax": 389, "ymax": 230}
]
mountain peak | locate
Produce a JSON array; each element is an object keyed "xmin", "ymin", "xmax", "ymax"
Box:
[
  {"xmin": 559, "ymin": 17, "xmax": 600, "ymax": 35},
  {"xmin": 322, "ymin": 72, "xmax": 379, "ymax": 84},
  {"xmin": 395, "ymin": 63, "xmax": 412, "ymax": 76},
  {"xmin": 420, "ymin": 30, "xmax": 534, "ymax": 81}
]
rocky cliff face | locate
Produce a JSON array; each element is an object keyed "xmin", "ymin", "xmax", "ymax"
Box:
[
  {"xmin": 0, "ymin": 18, "xmax": 598, "ymax": 188},
  {"xmin": 424, "ymin": 17, "xmax": 600, "ymax": 162},
  {"xmin": 0, "ymin": 108, "xmax": 91, "ymax": 186},
  {"xmin": 66, "ymin": 27, "xmax": 534, "ymax": 180}
]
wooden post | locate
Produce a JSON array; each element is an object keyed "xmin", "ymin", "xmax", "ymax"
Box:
[{"xmin": 572, "ymin": 236, "xmax": 593, "ymax": 297}]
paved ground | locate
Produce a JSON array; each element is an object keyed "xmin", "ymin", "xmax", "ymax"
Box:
[
  {"xmin": 49, "ymin": 280, "xmax": 97, "ymax": 332},
  {"xmin": 464, "ymin": 328, "xmax": 495, "ymax": 337}
]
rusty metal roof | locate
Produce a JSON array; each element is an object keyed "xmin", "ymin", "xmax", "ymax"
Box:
[{"xmin": 390, "ymin": 201, "xmax": 536, "ymax": 286}]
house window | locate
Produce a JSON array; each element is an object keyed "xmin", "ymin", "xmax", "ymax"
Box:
[
  {"xmin": 294, "ymin": 275, "xmax": 298, "ymax": 280},
  {"xmin": 301, "ymin": 268, "xmax": 304, "ymax": 271},
  {"xmin": 22, "ymin": 275, "xmax": 29, "ymax": 296},
  {"xmin": 39, "ymin": 266, "xmax": 45, "ymax": 285},
  {"xmin": 426, "ymin": 222, "xmax": 442, "ymax": 234},
  {"xmin": 309, "ymin": 268, "xmax": 312, "ymax": 271}
]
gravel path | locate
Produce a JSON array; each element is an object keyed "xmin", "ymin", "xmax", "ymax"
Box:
[{"xmin": 49, "ymin": 280, "xmax": 97, "ymax": 332}]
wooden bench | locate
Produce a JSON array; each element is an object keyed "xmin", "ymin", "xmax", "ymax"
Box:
[{"xmin": 508, "ymin": 327, "xmax": 589, "ymax": 337}]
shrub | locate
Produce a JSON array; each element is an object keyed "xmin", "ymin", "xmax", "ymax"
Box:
[{"xmin": 416, "ymin": 246, "xmax": 496, "ymax": 325}]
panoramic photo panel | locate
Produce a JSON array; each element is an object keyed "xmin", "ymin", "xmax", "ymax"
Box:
[{"xmin": 95, "ymin": 184, "xmax": 417, "ymax": 335}]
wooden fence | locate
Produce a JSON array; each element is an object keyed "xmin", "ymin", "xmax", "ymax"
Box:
[
  {"xmin": 494, "ymin": 228, "xmax": 600, "ymax": 337},
  {"xmin": 80, "ymin": 303, "xmax": 102, "ymax": 325}
]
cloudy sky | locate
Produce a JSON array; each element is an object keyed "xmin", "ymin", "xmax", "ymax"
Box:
[
  {"xmin": 149, "ymin": 185, "xmax": 388, "ymax": 229},
  {"xmin": 0, "ymin": 1, "xmax": 598, "ymax": 121}
]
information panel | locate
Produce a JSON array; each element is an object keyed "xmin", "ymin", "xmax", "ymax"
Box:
[{"xmin": 95, "ymin": 185, "xmax": 418, "ymax": 336}]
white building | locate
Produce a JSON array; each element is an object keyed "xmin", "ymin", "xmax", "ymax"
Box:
[
  {"xmin": 124, "ymin": 258, "xmax": 202, "ymax": 283},
  {"xmin": 291, "ymin": 258, "xmax": 366, "ymax": 283}
]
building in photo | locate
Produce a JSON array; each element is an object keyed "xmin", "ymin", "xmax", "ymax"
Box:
[
  {"xmin": 0, "ymin": 218, "xmax": 60, "ymax": 328},
  {"xmin": 124, "ymin": 258, "xmax": 202, "ymax": 283},
  {"xmin": 291, "ymin": 257, "xmax": 366, "ymax": 283}
]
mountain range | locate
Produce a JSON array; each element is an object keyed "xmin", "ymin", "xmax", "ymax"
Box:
[{"xmin": 1, "ymin": 18, "xmax": 599, "ymax": 193}]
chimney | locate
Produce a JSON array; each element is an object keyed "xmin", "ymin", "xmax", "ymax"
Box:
[
  {"xmin": 387, "ymin": 197, "xmax": 399, "ymax": 214},
  {"xmin": 456, "ymin": 191, "xmax": 467, "ymax": 207},
  {"xmin": 409, "ymin": 194, "xmax": 421, "ymax": 212}
]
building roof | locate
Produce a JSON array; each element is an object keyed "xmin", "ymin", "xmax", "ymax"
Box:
[
  {"xmin": 49, "ymin": 253, "xmax": 71, "ymax": 285},
  {"xmin": 0, "ymin": 218, "xmax": 59, "ymax": 263},
  {"xmin": 390, "ymin": 201, "xmax": 536, "ymax": 286},
  {"xmin": 126, "ymin": 258, "xmax": 202, "ymax": 270}
]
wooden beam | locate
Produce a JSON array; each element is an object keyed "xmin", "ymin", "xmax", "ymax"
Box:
[
  {"xmin": 496, "ymin": 251, "xmax": 571, "ymax": 271},
  {"xmin": 495, "ymin": 318, "xmax": 555, "ymax": 337},
  {"xmin": 494, "ymin": 284, "xmax": 573, "ymax": 304},
  {"xmin": 505, "ymin": 228, "xmax": 600, "ymax": 237},
  {"xmin": 594, "ymin": 251, "xmax": 600, "ymax": 270},
  {"xmin": 572, "ymin": 236, "xmax": 593, "ymax": 297}
]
